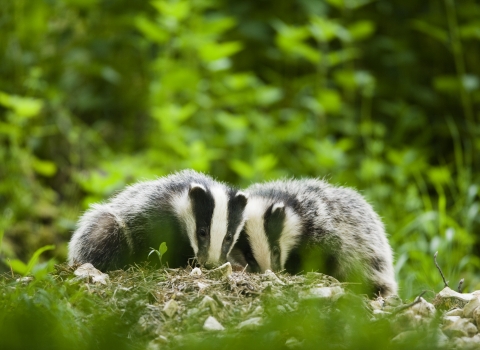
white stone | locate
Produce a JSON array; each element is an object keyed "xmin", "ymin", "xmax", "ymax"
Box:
[
  {"xmin": 443, "ymin": 315, "xmax": 461, "ymax": 327},
  {"xmin": 463, "ymin": 297, "xmax": 480, "ymax": 318},
  {"xmin": 74, "ymin": 263, "xmax": 109, "ymax": 285},
  {"xmin": 190, "ymin": 267, "xmax": 202, "ymax": 276},
  {"xmin": 303, "ymin": 286, "xmax": 344, "ymax": 301},
  {"xmin": 237, "ymin": 317, "xmax": 263, "ymax": 330},
  {"xmin": 445, "ymin": 308, "xmax": 463, "ymax": 317},
  {"xmin": 370, "ymin": 299, "xmax": 384, "ymax": 310},
  {"xmin": 197, "ymin": 282, "xmax": 209, "ymax": 291},
  {"xmin": 203, "ymin": 316, "xmax": 225, "ymax": 331},
  {"xmin": 263, "ymin": 270, "xmax": 285, "ymax": 285},
  {"xmin": 411, "ymin": 297, "xmax": 435, "ymax": 317},
  {"xmin": 16, "ymin": 276, "xmax": 34, "ymax": 284},
  {"xmin": 162, "ymin": 299, "xmax": 178, "ymax": 318},
  {"xmin": 285, "ymin": 337, "xmax": 303, "ymax": 348},
  {"xmin": 207, "ymin": 262, "xmax": 232, "ymax": 279},
  {"xmin": 473, "ymin": 307, "xmax": 480, "ymax": 327},
  {"xmin": 199, "ymin": 295, "xmax": 217, "ymax": 312},
  {"xmin": 434, "ymin": 287, "xmax": 475, "ymax": 309},
  {"xmin": 443, "ymin": 318, "xmax": 477, "ymax": 338}
]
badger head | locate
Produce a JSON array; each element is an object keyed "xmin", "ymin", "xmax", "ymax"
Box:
[
  {"xmin": 176, "ymin": 183, "xmax": 247, "ymax": 268},
  {"xmin": 229, "ymin": 198, "xmax": 302, "ymax": 273}
]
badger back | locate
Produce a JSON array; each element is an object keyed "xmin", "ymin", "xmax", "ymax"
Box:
[{"xmin": 68, "ymin": 170, "xmax": 247, "ymax": 270}]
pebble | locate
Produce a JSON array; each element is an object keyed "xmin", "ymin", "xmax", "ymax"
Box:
[
  {"xmin": 207, "ymin": 262, "xmax": 232, "ymax": 279},
  {"xmin": 237, "ymin": 317, "xmax": 263, "ymax": 330},
  {"xmin": 199, "ymin": 295, "xmax": 217, "ymax": 312},
  {"xmin": 203, "ymin": 316, "xmax": 225, "ymax": 331},
  {"xmin": 73, "ymin": 263, "xmax": 109, "ymax": 285},
  {"xmin": 190, "ymin": 268, "xmax": 202, "ymax": 276},
  {"xmin": 411, "ymin": 297, "xmax": 435, "ymax": 317},
  {"xmin": 445, "ymin": 308, "xmax": 463, "ymax": 316},
  {"xmin": 163, "ymin": 299, "xmax": 178, "ymax": 318},
  {"xmin": 463, "ymin": 296, "xmax": 480, "ymax": 318},
  {"xmin": 263, "ymin": 270, "xmax": 285, "ymax": 286}
]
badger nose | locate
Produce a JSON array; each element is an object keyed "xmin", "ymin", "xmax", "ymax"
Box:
[{"xmin": 204, "ymin": 262, "xmax": 217, "ymax": 269}]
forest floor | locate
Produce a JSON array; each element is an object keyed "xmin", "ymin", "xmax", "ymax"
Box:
[{"xmin": 0, "ymin": 262, "xmax": 477, "ymax": 350}]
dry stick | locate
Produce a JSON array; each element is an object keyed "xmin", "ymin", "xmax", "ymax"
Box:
[
  {"xmin": 457, "ymin": 278, "xmax": 464, "ymax": 293},
  {"xmin": 434, "ymin": 251, "xmax": 449, "ymax": 288},
  {"xmin": 391, "ymin": 290, "xmax": 428, "ymax": 316}
]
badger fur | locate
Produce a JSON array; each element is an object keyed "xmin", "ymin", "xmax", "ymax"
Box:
[
  {"xmin": 68, "ymin": 170, "xmax": 248, "ymax": 271},
  {"xmin": 229, "ymin": 179, "xmax": 398, "ymax": 297}
]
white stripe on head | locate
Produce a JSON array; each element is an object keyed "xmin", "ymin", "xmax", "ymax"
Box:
[
  {"xmin": 172, "ymin": 189, "xmax": 198, "ymax": 254},
  {"xmin": 244, "ymin": 196, "xmax": 272, "ymax": 272},
  {"xmin": 207, "ymin": 185, "xmax": 229, "ymax": 265},
  {"xmin": 278, "ymin": 207, "xmax": 302, "ymax": 268}
]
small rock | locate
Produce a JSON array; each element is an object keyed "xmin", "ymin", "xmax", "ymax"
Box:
[
  {"xmin": 16, "ymin": 276, "xmax": 34, "ymax": 284},
  {"xmin": 372, "ymin": 309, "xmax": 391, "ymax": 317},
  {"xmin": 74, "ymin": 263, "xmax": 109, "ymax": 285},
  {"xmin": 384, "ymin": 294, "xmax": 403, "ymax": 308},
  {"xmin": 463, "ymin": 297, "xmax": 480, "ymax": 318},
  {"xmin": 163, "ymin": 299, "xmax": 178, "ymax": 318},
  {"xmin": 203, "ymin": 316, "xmax": 225, "ymax": 331},
  {"xmin": 411, "ymin": 297, "xmax": 435, "ymax": 317},
  {"xmin": 237, "ymin": 317, "xmax": 263, "ymax": 330},
  {"xmin": 263, "ymin": 270, "xmax": 285, "ymax": 286},
  {"xmin": 186, "ymin": 308, "xmax": 199, "ymax": 317},
  {"xmin": 190, "ymin": 267, "xmax": 202, "ymax": 276},
  {"xmin": 197, "ymin": 282, "xmax": 209, "ymax": 291},
  {"xmin": 433, "ymin": 287, "xmax": 475, "ymax": 310},
  {"xmin": 392, "ymin": 330, "xmax": 418, "ymax": 343},
  {"xmin": 285, "ymin": 337, "xmax": 303, "ymax": 348},
  {"xmin": 473, "ymin": 307, "xmax": 480, "ymax": 326},
  {"xmin": 443, "ymin": 318, "xmax": 477, "ymax": 338},
  {"xmin": 207, "ymin": 262, "xmax": 232, "ymax": 279},
  {"xmin": 454, "ymin": 335, "xmax": 480, "ymax": 350},
  {"xmin": 445, "ymin": 308, "xmax": 463, "ymax": 317},
  {"xmin": 370, "ymin": 298, "xmax": 384, "ymax": 311},
  {"xmin": 199, "ymin": 296, "xmax": 217, "ymax": 312},
  {"xmin": 443, "ymin": 315, "xmax": 461, "ymax": 327},
  {"xmin": 302, "ymin": 286, "xmax": 344, "ymax": 301},
  {"xmin": 251, "ymin": 306, "xmax": 264, "ymax": 316}
]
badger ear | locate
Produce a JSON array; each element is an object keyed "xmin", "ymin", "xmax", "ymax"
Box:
[
  {"xmin": 271, "ymin": 202, "xmax": 286, "ymax": 220},
  {"xmin": 188, "ymin": 183, "xmax": 208, "ymax": 203},
  {"xmin": 234, "ymin": 191, "xmax": 248, "ymax": 209}
]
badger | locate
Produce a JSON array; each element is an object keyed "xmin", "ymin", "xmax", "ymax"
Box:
[
  {"xmin": 68, "ymin": 170, "xmax": 248, "ymax": 271},
  {"xmin": 229, "ymin": 179, "xmax": 398, "ymax": 297}
]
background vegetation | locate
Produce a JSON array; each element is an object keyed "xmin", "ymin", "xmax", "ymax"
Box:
[{"xmin": 1, "ymin": 0, "xmax": 479, "ymax": 300}]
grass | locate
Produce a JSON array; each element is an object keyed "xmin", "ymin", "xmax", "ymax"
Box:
[{"xmin": 0, "ymin": 263, "xmax": 453, "ymax": 350}]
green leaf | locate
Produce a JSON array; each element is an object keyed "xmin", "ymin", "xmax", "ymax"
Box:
[
  {"xmin": 199, "ymin": 41, "xmax": 243, "ymax": 62},
  {"xmin": 347, "ymin": 20, "xmax": 375, "ymax": 40},
  {"xmin": 0, "ymin": 92, "xmax": 44, "ymax": 118},
  {"xmin": 25, "ymin": 245, "xmax": 55, "ymax": 275},
  {"xmin": 9, "ymin": 259, "xmax": 28, "ymax": 275},
  {"xmin": 411, "ymin": 20, "xmax": 448, "ymax": 44},
  {"xmin": 159, "ymin": 242, "xmax": 168, "ymax": 255},
  {"xmin": 32, "ymin": 157, "xmax": 57, "ymax": 177},
  {"xmin": 135, "ymin": 16, "xmax": 168, "ymax": 43}
]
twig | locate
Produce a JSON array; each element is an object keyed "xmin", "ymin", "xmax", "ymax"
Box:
[
  {"xmin": 434, "ymin": 251, "xmax": 449, "ymax": 288},
  {"xmin": 391, "ymin": 290, "xmax": 427, "ymax": 316},
  {"xmin": 457, "ymin": 278, "xmax": 464, "ymax": 293}
]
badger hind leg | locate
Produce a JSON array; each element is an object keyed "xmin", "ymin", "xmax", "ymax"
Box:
[{"xmin": 69, "ymin": 206, "xmax": 132, "ymax": 271}]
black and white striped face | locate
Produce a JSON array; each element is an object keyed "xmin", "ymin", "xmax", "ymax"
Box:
[
  {"xmin": 174, "ymin": 183, "xmax": 247, "ymax": 268},
  {"xmin": 229, "ymin": 197, "xmax": 302, "ymax": 273}
]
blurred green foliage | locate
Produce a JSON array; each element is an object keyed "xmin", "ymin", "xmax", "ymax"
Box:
[{"xmin": 0, "ymin": 0, "xmax": 479, "ymax": 299}]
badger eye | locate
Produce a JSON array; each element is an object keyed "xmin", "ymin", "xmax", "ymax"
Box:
[
  {"xmin": 199, "ymin": 228, "xmax": 208, "ymax": 238},
  {"xmin": 225, "ymin": 234, "xmax": 232, "ymax": 242}
]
